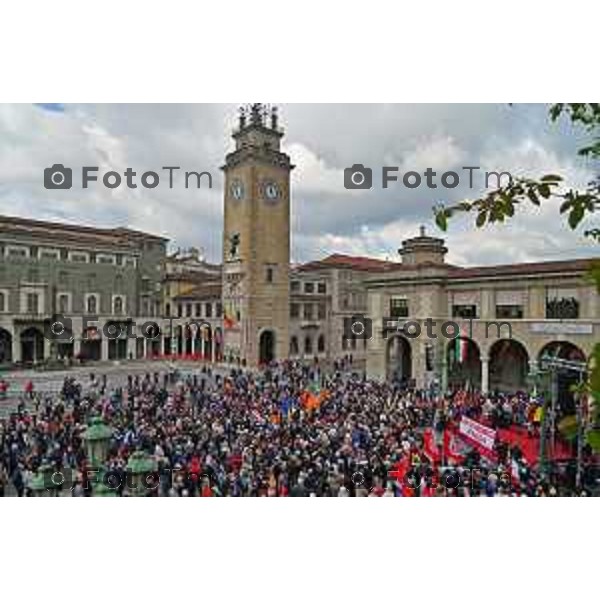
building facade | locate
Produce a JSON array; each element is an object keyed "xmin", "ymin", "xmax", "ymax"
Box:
[
  {"xmin": 0, "ymin": 215, "xmax": 167, "ymax": 365},
  {"xmin": 364, "ymin": 228, "xmax": 598, "ymax": 396},
  {"xmin": 162, "ymin": 248, "xmax": 223, "ymax": 362},
  {"xmin": 288, "ymin": 255, "xmax": 393, "ymax": 367}
]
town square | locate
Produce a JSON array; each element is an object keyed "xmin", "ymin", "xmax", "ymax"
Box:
[{"xmin": 1, "ymin": 103, "xmax": 598, "ymax": 497}]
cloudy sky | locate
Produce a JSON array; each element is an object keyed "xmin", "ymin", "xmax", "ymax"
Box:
[{"xmin": 0, "ymin": 103, "xmax": 597, "ymax": 267}]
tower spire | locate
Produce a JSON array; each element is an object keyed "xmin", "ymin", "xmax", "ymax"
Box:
[
  {"xmin": 271, "ymin": 105, "xmax": 278, "ymax": 130},
  {"xmin": 250, "ymin": 103, "xmax": 264, "ymax": 126}
]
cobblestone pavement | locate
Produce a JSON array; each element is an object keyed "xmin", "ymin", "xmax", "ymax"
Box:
[{"xmin": 0, "ymin": 360, "xmax": 227, "ymax": 418}]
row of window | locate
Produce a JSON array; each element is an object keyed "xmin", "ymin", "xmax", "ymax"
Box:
[
  {"xmin": 451, "ymin": 300, "xmax": 580, "ymax": 320},
  {"xmin": 0, "ymin": 245, "xmax": 137, "ymax": 267},
  {"xmin": 289, "ymin": 334, "xmax": 326, "ymax": 355},
  {"xmin": 168, "ymin": 302, "xmax": 223, "ymax": 319},
  {"xmin": 288, "ymin": 334, "xmax": 367, "ymax": 356},
  {"xmin": 290, "ymin": 281, "xmax": 327, "ymax": 294},
  {"xmin": 0, "ymin": 291, "xmax": 127, "ymax": 315},
  {"xmin": 290, "ymin": 302, "xmax": 327, "ymax": 320},
  {"xmin": 11, "ymin": 269, "xmax": 135, "ymax": 290},
  {"xmin": 389, "ymin": 298, "xmax": 581, "ymax": 320}
]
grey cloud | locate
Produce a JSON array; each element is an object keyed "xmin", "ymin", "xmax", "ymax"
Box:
[{"xmin": 0, "ymin": 103, "xmax": 596, "ymax": 267}]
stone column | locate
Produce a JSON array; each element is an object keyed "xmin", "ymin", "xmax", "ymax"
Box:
[
  {"xmin": 366, "ymin": 292, "xmax": 386, "ymax": 381},
  {"xmin": 126, "ymin": 336, "xmax": 135, "ymax": 360},
  {"xmin": 413, "ymin": 339, "xmax": 427, "ymax": 389},
  {"xmin": 200, "ymin": 332, "xmax": 206, "ymax": 360},
  {"xmin": 143, "ymin": 336, "xmax": 148, "ymax": 359},
  {"xmin": 441, "ymin": 358, "xmax": 448, "ymax": 394},
  {"xmin": 101, "ymin": 337, "xmax": 109, "ymax": 362},
  {"xmin": 11, "ymin": 329, "xmax": 21, "ymax": 363},
  {"xmin": 43, "ymin": 337, "xmax": 51, "ymax": 362},
  {"xmin": 191, "ymin": 328, "xmax": 196, "ymax": 356},
  {"xmin": 481, "ymin": 355, "xmax": 489, "ymax": 396},
  {"xmin": 73, "ymin": 338, "xmax": 81, "ymax": 359}
]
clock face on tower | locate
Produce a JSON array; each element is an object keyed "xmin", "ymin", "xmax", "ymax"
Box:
[
  {"xmin": 263, "ymin": 181, "xmax": 280, "ymax": 202},
  {"xmin": 230, "ymin": 180, "xmax": 245, "ymax": 201}
]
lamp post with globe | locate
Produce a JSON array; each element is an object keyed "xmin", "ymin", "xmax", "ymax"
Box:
[
  {"xmin": 126, "ymin": 450, "xmax": 157, "ymax": 497},
  {"xmin": 82, "ymin": 416, "xmax": 115, "ymax": 496},
  {"xmin": 28, "ymin": 461, "xmax": 59, "ymax": 497}
]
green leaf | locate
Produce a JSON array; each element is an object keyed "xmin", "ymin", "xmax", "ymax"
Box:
[
  {"xmin": 586, "ymin": 429, "xmax": 600, "ymax": 452},
  {"xmin": 541, "ymin": 174, "xmax": 562, "ymax": 183},
  {"xmin": 475, "ymin": 211, "xmax": 487, "ymax": 227},
  {"xmin": 568, "ymin": 205, "xmax": 585, "ymax": 229},
  {"xmin": 435, "ymin": 210, "xmax": 448, "ymax": 232},
  {"xmin": 527, "ymin": 189, "xmax": 541, "ymax": 206},
  {"xmin": 549, "ymin": 103, "xmax": 564, "ymax": 121}
]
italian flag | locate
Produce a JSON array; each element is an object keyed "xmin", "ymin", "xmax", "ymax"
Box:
[{"xmin": 454, "ymin": 336, "xmax": 468, "ymax": 363}]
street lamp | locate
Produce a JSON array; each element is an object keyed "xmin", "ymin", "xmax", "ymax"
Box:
[
  {"xmin": 83, "ymin": 416, "xmax": 113, "ymax": 467},
  {"xmin": 83, "ymin": 416, "xmax": 115, "ymax": 497},
  {"xmin": 126, "ymin": 450, "xmax": 157, "ymax": 497},
  {"xmin": 29, "ymin": 462, "xmax": 59, "ymax": 497}
]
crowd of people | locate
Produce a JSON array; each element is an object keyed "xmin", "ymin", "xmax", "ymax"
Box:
[{"xmin": 0, "ymin": 361, "xmax": 596, "ymax": 497}]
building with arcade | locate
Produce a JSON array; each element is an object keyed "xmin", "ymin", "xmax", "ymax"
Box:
[{"xmin": 363, "ymin": 227, "xmax": 598, "ymax": 396}]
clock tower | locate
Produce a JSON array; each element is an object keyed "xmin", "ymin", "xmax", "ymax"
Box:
[{"xmin": 221, "ymin": 103, "xmax": 293, "ymax": 365}]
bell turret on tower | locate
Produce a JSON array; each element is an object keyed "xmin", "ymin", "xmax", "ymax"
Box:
[
  {"xmin": 221, "ymin": 104, "xmax": 293, "ymax": 366},
  {"xmin": 228, "ymin": 103, "xmax": 289, "ymax": 159}
]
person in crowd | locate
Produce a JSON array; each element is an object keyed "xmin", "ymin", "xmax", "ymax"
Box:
[{"xmin": 0, "ymin": 362, "xmax": 595, "ymax": 497}]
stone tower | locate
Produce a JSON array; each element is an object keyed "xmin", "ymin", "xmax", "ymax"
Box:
[{"xmin": 221, "ymin": 104, "xmax": 293, "ymax": 365}]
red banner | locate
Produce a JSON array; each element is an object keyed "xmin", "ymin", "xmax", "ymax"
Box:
[{"xmin": 423, "ymin": 428, "xmax": 467, "ymax": 465}]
